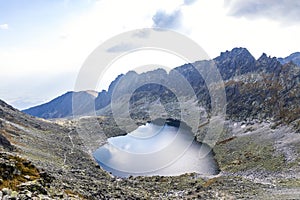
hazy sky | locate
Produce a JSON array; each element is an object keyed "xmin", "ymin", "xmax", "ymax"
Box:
[{"xmin": 1, "ymin": 0, "xmax": 300, "ymax": 109}]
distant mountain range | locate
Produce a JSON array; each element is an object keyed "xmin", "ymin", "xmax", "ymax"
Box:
[
  {"xmin": 23, "ymin": 91, "xmax": 96, "ymax": 119},
  {"xmin": 22, "ymin": 47, "xmax": 300, "ymax": 131},
  {"xmin": 23, "ymin": 75, "xmax": 123, "ymax": 119},
  {"xmin": 278, "ymin": 52, "xmax": 300, "ymax": 66}
]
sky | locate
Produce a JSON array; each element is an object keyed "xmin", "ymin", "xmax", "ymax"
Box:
[{"xmin": 1, "ymin": 0, "xmax": 300, "ymax": 109}]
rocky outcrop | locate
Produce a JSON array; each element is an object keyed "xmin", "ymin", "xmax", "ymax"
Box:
[
  {"xmin": 256, "ymin": 53, "xmax": 282, "ymax": 75},
  {"xmin": 214, "ymin": 47, "xmax": 257, "ymax": 80},
  {"xmin": 0, "ymin": 152, "xmax": 63, "ymax": 199},
  {"xmin": 0, "ymin": 134, "xmax": 13, "ymax": 151}
]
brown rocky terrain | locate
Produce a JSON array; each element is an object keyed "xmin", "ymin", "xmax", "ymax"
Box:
[
  {"xmin": 1, "ymin": 98, "xmax": 300, "ymax": 199},
  {"xmin": 1, "ymin": 48, "xmax": 300, "ymax": 199}
]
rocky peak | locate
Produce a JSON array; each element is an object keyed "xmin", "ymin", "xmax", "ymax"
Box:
[
  {"xmin": 219, "ymin": 47, "xmax": 252, "ymax": 57},
  {"xmin": 214, "ymin": 47, "xmax": 256, "ymax": 80},
  {"xmin": 256, "ymin": 53, "xmax": 282, "ymax": 75},
  {"xmin": 106, "ymin": 74, "xmax": 124, "ymax": 96},
  {"xmin": 257, "ymin": 53, "xmax": 273, "ymax": 63}
]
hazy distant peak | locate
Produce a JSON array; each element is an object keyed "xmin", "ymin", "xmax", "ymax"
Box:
[{"xmin": 278, "ymin": 52, "xmax": 300, "ymax": 66}]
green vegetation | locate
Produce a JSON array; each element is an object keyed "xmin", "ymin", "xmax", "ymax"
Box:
[
  {"xmin": 214, "ymin": 135, "xmax": 286, "ymax": 172},
  {"xmin": 0, "ymin": 154, "xmax": 40, "ymax": 190}
]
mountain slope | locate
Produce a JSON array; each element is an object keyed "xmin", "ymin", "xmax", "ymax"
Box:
[
  {"xmin": 22, "ymin": 48, "xmax": 300, "ymax": 132},
  {"xmin": 23, "ymin": 75, "xmax": 124, "ymax": 119},
  {"xmin": 278, "ymin": 52, "xmax": 300, "ymax": 66},
  {"xmin": 2, "ymin": 45, "xmax": 300, "ymax": 198},
  {"xmin": 214, "ymin": 47, "xmax": 257, "ymax": 80},
  {"xmin": 2, "ymin": 99, "xmax": 171, "ymax": 199},
  {"xmin": 2, "ymin": 98, "xmax": 300, "ymax": 199},
  {"xmin": 113, "ymin": 48, "xmax": 300, "ymax": 131},
  {"xmin": 23, "ymin": 91, "xmax": 98, "ymax": 118}
]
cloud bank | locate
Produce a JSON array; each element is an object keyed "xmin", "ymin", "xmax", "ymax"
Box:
[
  {"xmin": 0, "ymin": 24, "xmax": 9, "ymax": 30},
  {"xmin": 152, "ymin": 9, "xmax": 182, "ymax": 29},
  {"xmin": 151, "ymin": 0, "xmax": 198, "ymax": 30},
  {"xmin": 183, "ymin": 0, "xmax": 197, "ymax": 6},
  {"xmin": 107, "ymin": 43, "xmax": 140, "ymax": 53},
  {"xmin": 225, "ymin": 0, "xmax": 300, "ymax": 24}
]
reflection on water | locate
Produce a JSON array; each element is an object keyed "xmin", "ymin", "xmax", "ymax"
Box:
[{"xmin": 93, "ymin": 121, "xmax": 219, "ymax": 177}]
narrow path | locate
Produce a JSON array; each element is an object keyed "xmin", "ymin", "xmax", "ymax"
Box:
[{"xmin": 63, "ymin": 131, "xmax": 75, "ymax": 165}]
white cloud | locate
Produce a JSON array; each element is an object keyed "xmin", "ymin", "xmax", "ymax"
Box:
[
  {"xmin": 225, "ymin": 0, "xmax": 300, "ymax": 25},
  {"xmin": 0, "ymin": 23, "xmax": 8, "ymax": 30},
  {"xmin": 183, "ymin": 0, "xmax": 197, "ymax": 6},
  {"xmin": 152, "ymin": 9, "xmax": 182, "ymax": 30},
  {"xmin": 179, "ymin": 0, "xmax": 300, "ymax": 58},
  {"xmin": 2, "ymin": 1, "xmax": 300, "ymax": 75},
  {"xmin": 59, "ymin": 33, "xmax": 69, "ymax": 39},
  {"xmin": 0, "ymin": 0, "xmax": 186, "ymax": 107},
  {"xmin": 0, "ymin": 0, "xmax": 192, "ymax": 77}
]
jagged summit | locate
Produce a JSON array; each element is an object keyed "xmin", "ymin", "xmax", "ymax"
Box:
[
  {"xmin": 22, "ymin": 47, "xmax": 300, "ymax": 125},
  {"xmin": 256, "ymin": 53, "xmax": 282, "ymax": 74},
  {"xmin": 257, "ymin": 52, "xmax": 277, "ymax": 61},
  {"xmin": 217, "ymin": 47, "xmax": 253, "ymax": 58},
  {"xmin": 214, "ymin": 47, "xmax": 256, "ymax": 80}
]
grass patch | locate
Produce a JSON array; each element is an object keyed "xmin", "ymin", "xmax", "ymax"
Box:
[
  {"xmin": 64, "ymin": 189, "xmax": 85, "ymax": 199},
  {"xmin": 214, "ymin": 135, "xmax": 286, "ymax": 172},
  {"xmin": 277, "ymin": 179, "xmax": 300, "ymax": 188},
  {"xmin": 0, "ymin": 154, "xmax": 40, "ymax": 190},
  {"xmin": 203, "ymin": 178, "xmax": 218, "ymax": 187}
]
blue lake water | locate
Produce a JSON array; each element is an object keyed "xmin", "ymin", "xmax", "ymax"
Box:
[{"xmin": 93, "ymin": 122, "xmax": 219, "ymax": 177}]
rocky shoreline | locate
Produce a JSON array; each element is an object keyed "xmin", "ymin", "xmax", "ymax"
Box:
[{"xmin": 1, "ymin": 121, "xmax": 299, "ymax": 199}]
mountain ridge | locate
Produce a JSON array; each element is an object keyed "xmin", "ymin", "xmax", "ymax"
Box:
[
  {"xmin": 278, "ymin": 52, "xmax": 300, "ymax": 66},
  {"xmin": 22, "ymin": 47, "xmax": 300, "ymax": 133},
  {"xmin": 1, "ymin": 47, "xmax": 300, "ymax": 197},
  {"xmin": 22, "ymin": 47, "xmax": 257, "ymax": 117}
]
